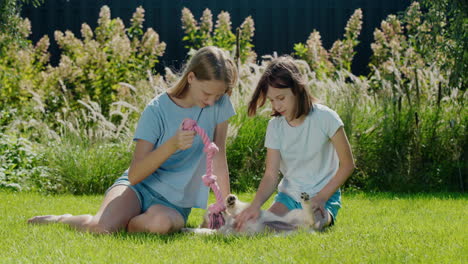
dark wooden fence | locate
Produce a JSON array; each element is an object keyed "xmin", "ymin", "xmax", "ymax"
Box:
[{"xmin": 22, "ymin": 0, "xmax": 411, "ymax": 75}]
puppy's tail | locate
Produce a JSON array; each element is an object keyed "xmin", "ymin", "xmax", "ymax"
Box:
[{"xmin": 263, "ymin": 221, "xmax": 298, "ymax": 232}]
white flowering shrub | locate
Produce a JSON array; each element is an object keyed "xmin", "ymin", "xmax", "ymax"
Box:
[
  {"xmin": 0, "ymin": 6, "xmax": 165, "ymax": 138},
  {"xmin": 181, "ymin": 7, "xmax": 256, "ymax": 63},
  {"xmin": 47, "ymin": 6, "xmax": 165, "ymax": 118},
  {"xmin": 294, "ymin": 9, "xmax": 363, "ymax": 79}
]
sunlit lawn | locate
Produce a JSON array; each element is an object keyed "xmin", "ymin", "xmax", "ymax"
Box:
[{"xmin": 1, "ymin": 191, "xmax": 466, "ymax": 263}]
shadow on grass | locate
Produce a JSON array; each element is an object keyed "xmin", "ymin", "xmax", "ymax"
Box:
[
  {"xmin": 109, "ymin": 229, "xmax": 254, "ymax": 244},
  {"xmin": 106, "ymin": 225, "xmax": 329, "ymax": 245}
]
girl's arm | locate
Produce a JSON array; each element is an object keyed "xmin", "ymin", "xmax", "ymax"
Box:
[
  {"xmin": 127, "ymin": 129, "xmax": 196, "ymax": 185},
  {"xmin": 212, "ymin": 120, "xmax": 231, "ymax": 199},
  {"xmin": 249, "ymin": 148, "xmax": 281, "ymax": 209},
  {"xmin": 234, "ymin": 148, "xmax": 281, "ymax": 230},
  {"xmin": 315, "ymin": 126, "xmax": 355, "ymax": 202}
]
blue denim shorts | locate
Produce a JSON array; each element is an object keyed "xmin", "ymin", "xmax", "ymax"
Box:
[
  {"xmin": 107, "ymin": 173, "xmax": 192, "ymax": 224},
  {"xmin": 274, "ymin": 189, "xmax": 342, "ymax": 225}
]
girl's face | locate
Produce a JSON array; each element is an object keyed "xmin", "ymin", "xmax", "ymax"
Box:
[
  {"xmin": 266, "ymin": 86, "xmax": 296, "ymax": 121},
  {"xmin": 187, "ymin": 72, "xmax": 226, "ymax": 108}
]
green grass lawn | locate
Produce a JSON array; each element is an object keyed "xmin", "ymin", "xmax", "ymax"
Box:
[{"xmin": 0, "ymin": 191, "xmax": 466, "ymax": 263}]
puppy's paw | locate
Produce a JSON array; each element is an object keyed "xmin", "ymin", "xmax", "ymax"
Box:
[
  {"xmin": 300, "ymin": 192, "xmax": 310, "ymax": 201},
  {"xmin": 225, "ymin": 194, "xmax": 237, "ymax": 208}
]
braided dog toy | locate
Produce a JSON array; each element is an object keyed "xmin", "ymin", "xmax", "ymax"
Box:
[{"xmin": 182, "ymin": 118, "xmax": 225, "ymax": 229}]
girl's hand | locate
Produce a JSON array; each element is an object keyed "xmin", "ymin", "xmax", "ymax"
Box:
[
  {"xmin": 172, "ymin": 128, "xmax": 196, "ymax": 151},
  {"xmin": 309, "ymin": 196, "xmax": 327, "ymax": 219},
  {"xmin": 310, "ymin": 195, "xmax": 331, "ymax": 230},
  {"xmin": 234, "ymin": 206, "xmax": 261, "ymax": 231}
]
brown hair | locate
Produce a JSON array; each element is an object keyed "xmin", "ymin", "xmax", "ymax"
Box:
[
  {"xmin": 247, "ymin": 56, "xmax": 316, "ymax": 118},
  {"xmin": 169, "ymin": 46, "xmax": 238, "ymax": 98}
]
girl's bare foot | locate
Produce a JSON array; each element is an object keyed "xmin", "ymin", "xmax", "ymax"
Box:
[{"xmin": 27, "ymin": 214, "xmax": 72, "ymax": 224}]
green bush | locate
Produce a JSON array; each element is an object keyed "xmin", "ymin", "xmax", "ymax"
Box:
[
  {"xmin": 359, "ymin": 1, "xmax": 467, "ymax": 191},
  {"xmin": 42, "ymin": 135, "xmax": 133, "ymax": 195},
  {"xmin": 417, "ymin": 0, "xmax": 466, "ymax": 89},
  {"xmin": 350, "ymin": 103, "xmax": 466, "ymax": 192},
  {"xmin": 227, "ymin": 108, "xmax": 269, "ymax": 191},
  {"xmin": 0, "ymin": 133, "xmax": 54, "ymax": 192}
]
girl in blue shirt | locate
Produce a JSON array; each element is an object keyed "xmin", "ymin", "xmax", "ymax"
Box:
[
  {"xmin": 235, "ymin": 56, "xmax": 355, "ymax": 231},
  {"xmin": 28, "ymin": 46, "xmax": 238, "ymax": 234}
]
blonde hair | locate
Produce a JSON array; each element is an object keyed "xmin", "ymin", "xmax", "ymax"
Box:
[{"xmin": 169, "ymin": 46, "xmax": 238, "ymax": 98}]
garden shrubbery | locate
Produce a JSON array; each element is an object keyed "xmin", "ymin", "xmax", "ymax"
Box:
[
  {"xmin": 0, "ymin": 133, "xmax": 52, "ymax": 192},
  {"xmin": 181, "ymin": 7, "xmax": 256, "ymax": 64},
  {"xmin": 0, "ymin": 2, "xmax": 466, "ymax": 194},
  {"xmin": 42, "ymin": 135, "xmax": 133, "ymax": 194},
  {"xmin": 294, "ymin": 8, "xmax": 363, "ymax": 78},
  {"xmin": 227, "ymin": 108, "xmax": 269, "ymax": 191},
  {"xmin": 1, "ymin": 5, "xmax": 165, "ymax": 136}
]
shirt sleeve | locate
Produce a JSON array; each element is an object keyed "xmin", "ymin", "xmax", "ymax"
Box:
[
  {"xmin": 133, "ymin": 100, "xmax": 163, "ymax": 144},
  {"xmin": 215, "ymin": 94, "xmax": 236, "ymax": 124},
  {"xmin": 264, "ymin": 118, "xmax": 280, "ymax": 149},
  {"xmin": 321, "ymin": 106, "xmax": 344, "ymax": 138}
]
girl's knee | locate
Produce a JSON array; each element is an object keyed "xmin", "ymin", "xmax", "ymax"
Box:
[
  {"xmin": 128, "ymin": 214, "xmax": 177, "ymax": 234},
  {"xmin": 149, "ymin": 215, "xmax": 174, "ymax": 234},
  {"xmin": 146, "ymin": 213, "xmax": 178, "ymax": 234}
]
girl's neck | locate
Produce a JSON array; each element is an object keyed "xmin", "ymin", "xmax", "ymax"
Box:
[
  {"xmin": 286, "ymin": 114, "xmax": 306, "ymax": 127},
  {"xmin": 168, "ymin": 91, "xmax": 194, "ymax": 108}
]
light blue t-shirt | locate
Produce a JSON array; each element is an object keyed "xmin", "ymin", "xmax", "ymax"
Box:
[
  {"xmin": 133, "ymin": 92, "xmax": 235, "ymax": 209},
  {"xmin": 265, "ymin": 104, "xmax": 344, "ymax": 202}
]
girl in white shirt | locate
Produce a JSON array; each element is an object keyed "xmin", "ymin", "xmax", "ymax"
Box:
[{"xmin": 235, "ymin": 56, "xmax": 355, "ymax": 231}]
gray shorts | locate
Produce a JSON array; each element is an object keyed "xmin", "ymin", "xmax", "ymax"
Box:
[{"xmin": 107, "ymin": 173, "xmax": 192, "ymax": 224}]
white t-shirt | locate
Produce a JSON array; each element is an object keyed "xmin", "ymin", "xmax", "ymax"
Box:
[{"xmin": 265, "ymin": 103, "xmax": 344, "ymax": 202}]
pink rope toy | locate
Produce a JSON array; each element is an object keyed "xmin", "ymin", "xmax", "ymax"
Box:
[{"xmin": 182, "ymin": 118, "xmax": 226, "ymax": 229}]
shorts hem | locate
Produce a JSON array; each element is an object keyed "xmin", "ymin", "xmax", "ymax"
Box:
[{"xmin": 106, "ymin": 182, "xmax": 143, "ymax": 213}]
